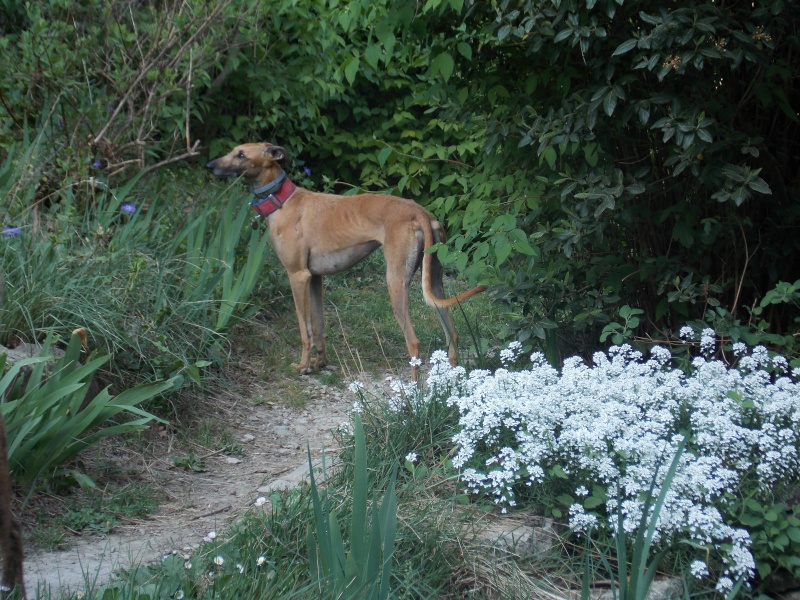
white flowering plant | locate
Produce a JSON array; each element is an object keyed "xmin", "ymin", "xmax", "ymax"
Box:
[{"xmin": 425, "ymin": 336, "xmax": 800, "ymax": 593}]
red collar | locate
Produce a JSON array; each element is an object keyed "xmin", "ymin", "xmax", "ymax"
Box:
[{"xmin": 250, "ymin": 177, "xmax": 297, "ymax": 217}]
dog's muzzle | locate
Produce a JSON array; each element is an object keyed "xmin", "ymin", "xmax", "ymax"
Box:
[{"xmin": 205, "ymin": 160, "xmax": 237, "ymax": 178}]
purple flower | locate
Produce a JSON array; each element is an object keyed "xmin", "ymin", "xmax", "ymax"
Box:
[
  {"xmin": 92, "ymin": 159, "xmax": 103, "ymax": 169},
  {"xmin": 2, "ymin": 227, "xmax": 20, "ymax": 237},
  {"xmin": 303, "ymin": 166, "xmax": 312, "ymax": 176},
  {"xmin": 120, "ymin": 202, "xmax": 136, "ymax": 214}
]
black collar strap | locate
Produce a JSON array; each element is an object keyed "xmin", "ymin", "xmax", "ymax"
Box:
[
  {"xmin": 252, "ymin": 172, "xmax": 287, "ymax": 199},
  {"xmin": 250, "ymin": 175, "xmax": 297, "ymax": 218}
]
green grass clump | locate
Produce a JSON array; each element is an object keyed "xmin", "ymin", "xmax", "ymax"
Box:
[
  {"xmin": 56, "ymin": 483, "xmax": 160, "ymax": 538},
  {"xmin": 1, "ymin": 331, "xmax": 173, "ymax": 499}
]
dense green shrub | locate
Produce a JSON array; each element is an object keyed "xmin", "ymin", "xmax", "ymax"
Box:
[{"xmin": 411, "ymin": 0, "xmax": 799, "ymax": 360}]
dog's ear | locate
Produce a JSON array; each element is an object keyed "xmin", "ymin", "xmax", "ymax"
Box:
[{"xmin": 264, "ymin": 145, "xmax": 288, "ymax": 164}]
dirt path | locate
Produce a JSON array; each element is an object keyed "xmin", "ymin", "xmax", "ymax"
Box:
[{"xmin": 23, "ymin": 367, "xmax": 356, "ymax": 597}]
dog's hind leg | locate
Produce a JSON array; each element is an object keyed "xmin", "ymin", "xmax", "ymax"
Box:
[
  {"xmin": 429, "ymin": 221, "xmax": 459, "ymax": 366},
  {"xmin": 309, "ymin": 274, "xmax": 329, "ymax": 369},
  {"xmin": 385, "ymin": 225, "xmax": 423, "ymax": 380}
]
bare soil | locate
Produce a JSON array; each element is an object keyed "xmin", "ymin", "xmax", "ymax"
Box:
[{"xmin": 22, "ymin": 350, "xmax": 358, "ymax": 597}]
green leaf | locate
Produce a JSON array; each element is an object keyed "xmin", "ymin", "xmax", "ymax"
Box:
[
  {"xmin": 456, "ymin": 42, "xmax": 472, "ymax": 60},
  {"xmin": 584, "ymin": 495, "xmax": 605, "ymax": 509},
  {"xmin": 495, "ymin": 236, "xmax": 512, "ymax": 266},
  {"xmin": 66, "ymin": 470, "xmax": 97, "ymax": 490},
  {"xmin": 748, "ymin": 177, "xmax": 772, "ymax": 195},
  {"xmin": 540, "ymin": 146, "xmax": 557, "ymax": 170},
  {"xmin": 584, "ymin": 143, "xmax": 599, "ymax": 167},
  {"xmin": 338, "ymin": 10, "xmax": 352, "ymax": 33},
  {"xmin": 556, "ymin": 494, "xmax": 574, "ymax": 505},
  {"xmin": 344, "ymin": 56, "xmax": 360, "ymax": 85},
  {"xmin": 603, "ymin": 91, "xmax": 618, "ymax": 116},
  {"xmin": 612, "ymin": 38, "xmax": 637, "ymax": 56},
  {"xmin": 373, "ymin": 21, "xmax": 396, "ymax": 61},
  {"xmin": 430, "ymin": 52, "xmax": 455, "ymax": 82},
  {"xmin": 365, "ymin": 44, "xmax": 382, "ymax": 69},
  {"xmin": 377, "ymin": 146, "xmax": 392, "ymax": 167},
  {"xmin": 554, "ymin": 28, "xmax": 573, "ymax": 43}
]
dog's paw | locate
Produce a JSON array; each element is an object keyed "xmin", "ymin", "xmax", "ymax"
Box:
[{"xmin": 292, "ymin": 362, "xmax": 315, "ymax": 375}]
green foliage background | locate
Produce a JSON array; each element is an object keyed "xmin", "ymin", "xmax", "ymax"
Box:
[{"xmin": 1, "ymin": 0, "xmax": 799, "ymax": 361}]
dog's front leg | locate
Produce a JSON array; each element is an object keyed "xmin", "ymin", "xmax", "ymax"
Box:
[{"xmin": 288, "ymin": 271, "xmax": 315, "ymax": 373}]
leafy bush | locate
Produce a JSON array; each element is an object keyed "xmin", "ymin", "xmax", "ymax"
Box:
[
  {"xmin": 0, "ymin": 0, "xmax": 258, "ymax": 179},
  {"xmin": 425, "ymin": 335, "xmax": 800, "ymax": 593},
  {"xmin": 4, "ymin": 0, "xmax": 799, "ymax": 361},
  {"xmin": 433, "ymin": 0, "xmax": 800, "ymax": 357}
]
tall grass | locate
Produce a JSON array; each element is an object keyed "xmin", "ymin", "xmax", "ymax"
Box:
[
  {"xmin": 1, "ymin": 133, "xmax": 275, "ymax": 381},
  {"xmin": 307, "ymin": 413, "xmax": 398, "ymax": 599}
]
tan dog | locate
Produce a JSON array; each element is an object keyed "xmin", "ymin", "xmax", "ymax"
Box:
[{"xmin": 206, "ymin": 143, "xmax": 486, "ymax": 379}]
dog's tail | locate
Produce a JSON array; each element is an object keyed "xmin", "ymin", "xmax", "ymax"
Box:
[{"xmin": 416, "ymin": 215, "xmax": 487, "ymax": 309}]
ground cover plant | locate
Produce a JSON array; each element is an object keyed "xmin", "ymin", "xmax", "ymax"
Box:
[
  {"xmin": 429, "ymin": 333, "xmax": 800, "ymax": 595},
  {"xmin": 0, "ymin": 332, "xmax": 173, "ymax": 502}
]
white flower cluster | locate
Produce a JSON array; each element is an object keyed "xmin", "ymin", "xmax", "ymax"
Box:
[
  {"xmin": 426, "ymin": 340, "xmax": 800, "ymax": 588},
  {"xmin": 499, "ymin": 341, "xmax": 524, "ymax": 366}
]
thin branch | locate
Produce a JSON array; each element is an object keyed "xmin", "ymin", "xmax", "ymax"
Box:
[
  {"xmin": 93, "ymin": 1, "xmax": 226, "ymax": 145},
  {"xmin": 186, "ymin": 47, "xmax": 193, "ymax": 153},
  {"xmin": 730, "ymin": 223, "xmax": 759, "ymax": 319},
  {"xmin": 136, "ymin": 140, "xmax": 202, "ymax": 178}
]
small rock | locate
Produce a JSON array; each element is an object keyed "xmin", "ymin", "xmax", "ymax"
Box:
[
  {"xmin": 481, "ymin": 515, "xmax": 559, "ymax": 557},
  {"xmin": 225, "ymin": 457, "xmax": 242, "ymax": 465},
  {"xmin": 241, "ymin": 434, "xmax": 256, "ymax": 443}
]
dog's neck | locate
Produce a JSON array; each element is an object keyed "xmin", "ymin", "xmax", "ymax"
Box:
[{"xmin": 252, "ymin": 171, "xmax": 287, "ymax": 199}]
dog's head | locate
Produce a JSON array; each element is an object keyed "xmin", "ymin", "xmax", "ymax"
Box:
[{"xmin": 205, "ymin": 143, "xmax": 288, "ymax": 185}]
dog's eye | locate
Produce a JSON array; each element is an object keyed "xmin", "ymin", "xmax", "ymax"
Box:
[{"xmin": 237, "ymin": 151, "xmax": 245, "ymax": 159}]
